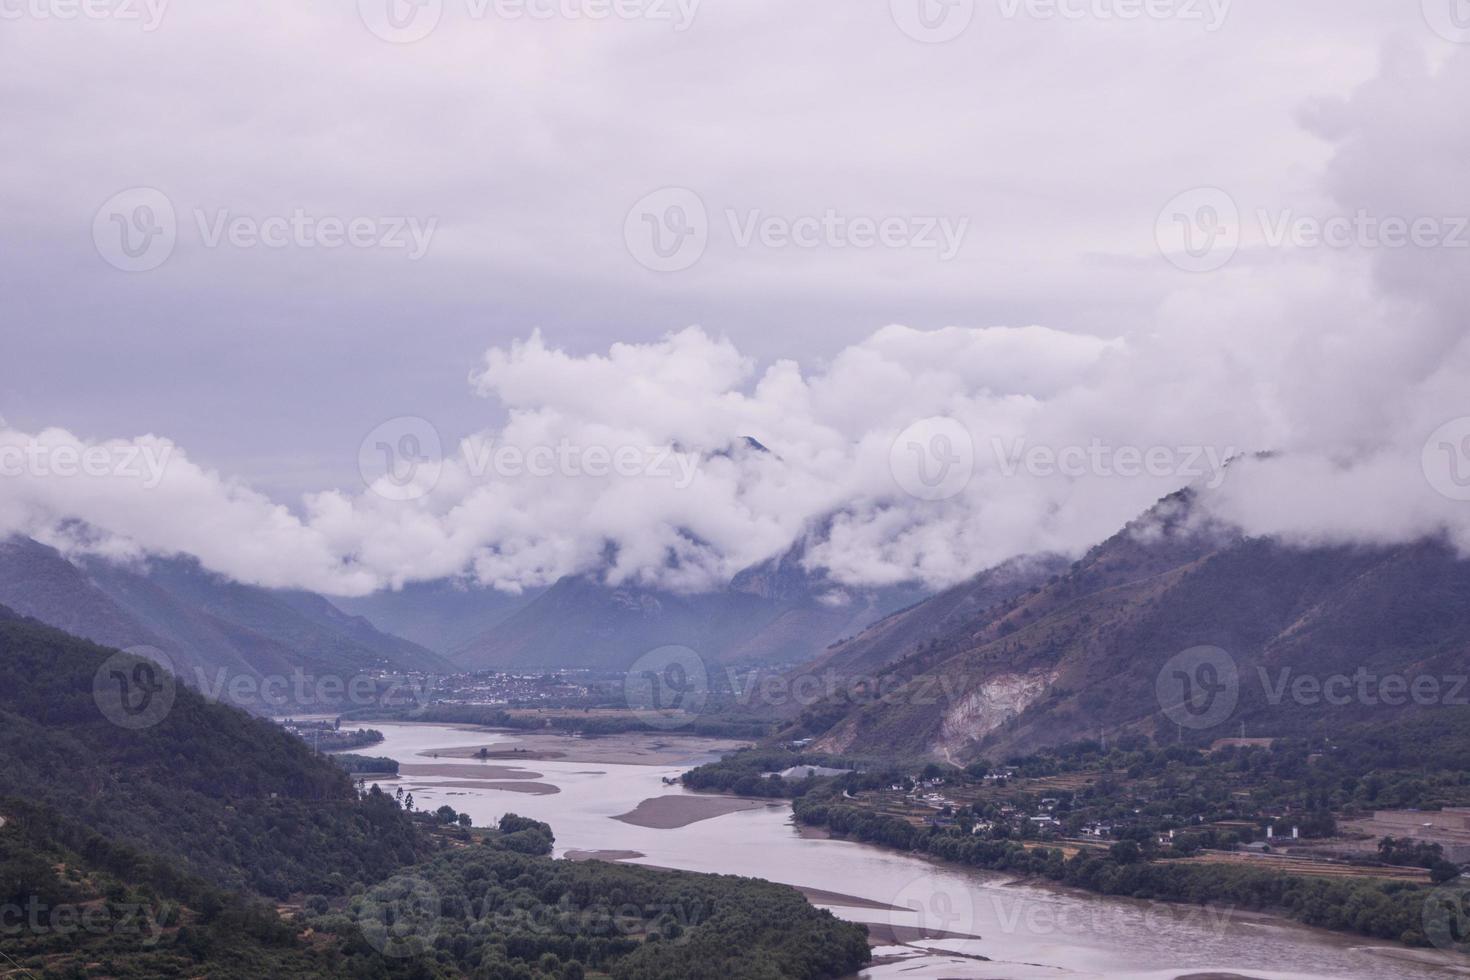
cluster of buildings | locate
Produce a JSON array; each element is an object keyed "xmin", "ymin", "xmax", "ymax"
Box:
[{"xmin": 431, "ymin": 670, "xmax": 594, "ymax": 707}]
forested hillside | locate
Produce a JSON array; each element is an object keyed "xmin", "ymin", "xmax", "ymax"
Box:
[
  {"xmin": 791, "ymin": 490, "xmax": 1470, "ymax": 759},
  {"xmin": 0, "ymin": 609, "xmax": 870, "ymax": 978},
  {"xmin": 0, "ymin": 535, "xmax": 448, "ymax": 694}
]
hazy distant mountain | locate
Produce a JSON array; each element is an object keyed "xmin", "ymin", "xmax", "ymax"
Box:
[
  {"xmin": 452, "ymin": 533, "xmax": 929, "ymax": 671},
  {"xmin": 792, "ymin": 490, "xmax": 1470, "ymax": 761},
  {"xmin": 330, "ymin": 579, "xmax": 535, "ymax": 656},
  {"xmin": 0, "ymin": 536, "xmax": 448, "ymax": 695}
]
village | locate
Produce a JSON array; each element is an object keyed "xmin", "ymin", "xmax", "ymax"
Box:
[{"xmin": 816, "ymin": 741, "xmax": 1470, "ymax": 887}]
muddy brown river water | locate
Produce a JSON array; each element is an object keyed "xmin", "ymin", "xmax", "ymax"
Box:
[{"xmin": 366, "ymin": 722, "xmax": 1470, "ymax": 980}]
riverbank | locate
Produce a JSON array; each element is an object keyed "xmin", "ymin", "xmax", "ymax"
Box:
[
  {"xmin": 431, "ymin": 728, "xmax": 752, "ymax": 766},
  {"xmin": 368, "ymin": 722, "xmax": 1465, "ymax": 979},
  {"xmin": 793, "ymin": 794, "xmax": 1468, "ymax": 968}
]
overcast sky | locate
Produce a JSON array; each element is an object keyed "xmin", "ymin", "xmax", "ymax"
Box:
[{"xmin": 2, "ymin": 1, "xmax": 1468, "ymax": 595}]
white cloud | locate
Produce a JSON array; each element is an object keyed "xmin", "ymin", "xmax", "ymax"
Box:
[{"xmin": 2, "ymin": 34, "xmax": 1468, "ymax": 597}]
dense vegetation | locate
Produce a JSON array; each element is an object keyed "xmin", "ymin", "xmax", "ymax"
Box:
[
  {"xmin": 793, "ymin": 794, "xmax": 1437, "ymax": 945},
  {"xmin": 0, "ymin": 614, "xmax": 429, "ymax": 898},
  {"xmin": 332, "ymin": 752, "xmax": 401, "ymax": 775},
  {"xmin": 362, "ymin": 703, "xmax": 771, "ymax": 739},
  {"xmin": 684, "ymin": 714, "xmax": 1470, "ymax": 950},
  {"xmin": 300, "ymin": 815, "xmax": 870, "ymax": 980},
  {"xmin": 680, "ymin": 748, "xmax": 871, "ymax": 797},
  {"xmin": 0, "ymin": 610, "xmax": 870, "ymax": 978}
]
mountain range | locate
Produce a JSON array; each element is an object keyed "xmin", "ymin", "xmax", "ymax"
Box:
[
  {"xmin": 12, "ymin": 479, "xmax": 1470, "ymax": 759},
  {"xmin": 450, "ymin": 535, "xmax": 929, "ymax": 671},
  {"xmin": 783, "ymin": 490, "xmax": 1470, "ymax": 761},
  {"xmin": 0, "ymin": 536, "xmax": 448, "ymax": 704},
  {"xmin": 0, "ymin": 528, "xmax": 930, "ymax": 689}
]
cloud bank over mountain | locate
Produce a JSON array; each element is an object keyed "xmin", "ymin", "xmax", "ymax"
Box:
[{"xmin": 2, "ymin": 43, "xmax": 1467, "ymax": 597}]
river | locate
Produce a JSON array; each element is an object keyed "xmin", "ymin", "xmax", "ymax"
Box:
[{"xmin": 365, "ymin": 722, "xmax": 1467, "ymax": 980}]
